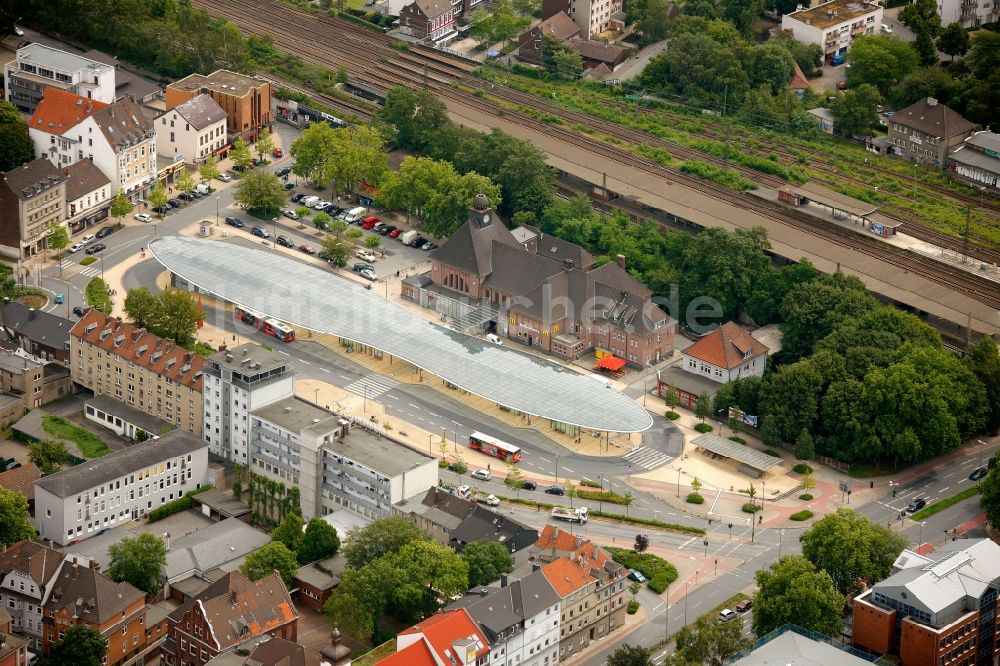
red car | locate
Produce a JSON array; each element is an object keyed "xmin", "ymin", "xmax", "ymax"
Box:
[
  {"xmin": 388, "ymin": 228, "xmax": 403, "ymax": 238},
  {"xmin": 362, "ymin": 216, "xmax": 380, "ymax": 230},
  {"xmin": 298, "ymin": 244, "xmax": 317, "ymax": 255},
  {"xmin": 273, "ymin": 147, "xmax": 283, "ymax": 157}
]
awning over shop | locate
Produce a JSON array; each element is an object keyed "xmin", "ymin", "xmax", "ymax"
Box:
[{"xmin": 595, "ymin": 356, "xmax": 627, "ymax": 371}]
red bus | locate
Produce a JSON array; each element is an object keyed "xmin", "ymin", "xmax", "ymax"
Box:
[
  {"xmin": 234, "ymin": 305, "xmax": 265, "ymax": 327},
  {"xmin": 469, "ymin": 431, "xmax": 521, "ymax": 462},
  {"xmin": 262, "ymin": 319, "xmax": 295, "ymax": 343}
]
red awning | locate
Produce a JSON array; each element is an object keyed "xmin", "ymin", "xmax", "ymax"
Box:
[{"xmin": 595, "ymin": 356, "xmax": 626, "ymax": 371}]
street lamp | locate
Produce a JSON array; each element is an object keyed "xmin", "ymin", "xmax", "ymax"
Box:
[
  {"xmin": 216, "ymin": 196, "xmax": 220, "ymax": 225},
  {"xmin": 554, "ymin": 454, "xmax": 559, "ymax": 482},
  {"xmin": 676, "ymin": 468, "xmax": 682, "ymax": 497},
  {"xmin": 428, "ymin": 434, "xmax": 433, "ymax": 455},
  {"xmin": 919, "ymin": 521, "xmax": 926, "ymax": 545},
  {"xmin": 779, "ymin": 529, "xmax": 785, "ymax": 558},
  {"xmin": 271, "ymin": 217, "xmax": 277, "ymax": 240},
  {"xmin": 314, "ymin": 388, "xmax": 319, "ymax": 405},
  {"xmin": 453, "ymin": 420, "xmax": 459, "ymax": 453}
]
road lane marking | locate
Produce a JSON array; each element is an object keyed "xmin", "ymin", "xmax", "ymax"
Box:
[{"xmin": 539, "ymin": 456, "xmax": 552, "ymax": 463}]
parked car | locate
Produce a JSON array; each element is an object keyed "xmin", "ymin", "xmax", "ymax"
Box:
[
  {"xmin": 81, "ymin": 234, "xmax": 96, "ymax": 245},
  {"xmin": 273, "ymin": 147, "xmax": 284, "ymax": 158},
  {"xmin": 152, "ymin": 205, "xmax": 169, "ymax": 214},
  {"xmin": 218, "ymin": 173, "xmax": 232, "ymax": 182},
  {"xmin": 290, "ymin": 193, "xmax": 305, "ymax": 203},
  {"xmin": 276, "ymin": 166, "xmax": 291, "ymax": 176},
  {"xmin": 225, "ymin": 216, "xmax": 244, "ymax": 228},
  {"xmin": 356, "ymin": 249, "xmax": 376, "ymax": 262},
  {"xmin": 95, "ymin": 226, "xmax": 115, "ymax": 239},
  {"xmin": 484, "ymin": 494, "xmax": 500, "ymax": 506},
  {"xmin": 736, "ymin": 599, "xmax": 753, "ymax": 613},
  {"xmin": 275, "ymin": 235, "xmax": 294, "ymax": 248},
  {"xmin": 282, "ymin": 209, "xmax": 299, "ymax": 220},
  {"xmin": 313, "ymin": 200, "xmax": 332, "ymax": 210},
  {"xmin": 68, "ymin": 242, "xmax": 85, "ymax": 253},
  {"xmin": 718, "ymin": 609, "xmax": 738, "ymax": 623},
  {"xmin": 522, "ymin": 480, "xmax": 537, "ymax": 491},
  {"xmin": 379, "ymin": 225, "xmax": 396, "ymax": 236},
  {"xmin": 283, "ymin": 182, "xmax": 295, "ymax": 190},
  {"xmin": 323, "ymin": 204, "xmax": 343, "ymax": 216},
  {"xmin": 544, "ymin": 485, "xmax": 565, "ymax": 496},
  {"xmin": 178, "ymin": 192, "xmax": 195, "ymax": 201},
  {"xmin": 251, "ymin": 226, "xmax": 270, "ymax": 238},
  {"xmin": 372, "ymin": 222, "xmax": 387, "ymax": 233},
  {"xmin": 388, "ymin": 228, "xmax": 403, "ymax": 238},
  {"xmin": 410, "ymin": 235, "xmax": 427, "ymax": 248},
  {"xmin": 456, "ymin": 484, "xmax": 471, "ymax": 498},
  {"xmin": 361, "ymin": 216, "xmax": 380, "ymax": 230},
  {"xmin": 132, "ymin": 213, "xmax": 150, "ymax": 223},
  {"xmin": 421, "ymin": 241, "xmax": 438, "ymax": 251},
  {"xmin": 358, "ymin": 268, "xmax": 377, "ymax": 281},
  {"xmin": 85, "ymin": 243, "xmax": 106, "ymax": 254},
  {"xmin": 168, "ymin": 198, "xmax": 182, "ymax": 208},
  {"xmin": 906, "ymin": 498, "xmax": 927, "ymax": 513},
  {"xmin": 298, "ymin": 244, "xmax": 317, "ymax": 254},
  {"xmin": 72, "ymin": 306, "xmax": 86, "ymax": 317},
  {"xmin": 627, "ymin": 569, "xmax": 647, "ymax": 583},
  {"xmin": 881, "ymin": 23, "xmax": 892, "ymax": 33},
  {"xmin": 353, "ymin": 262, "xmax": 374, "ymax": 273},
  {"xmin": 471, "ymin": 469, "xmax": 492, "ymax": 481},
  {"xmin": 970, "ymin": 467, "xmax": 988, "ymax": 481},
  {"xmin": 251, "ymin": 157, "xmax": 261, "ymax": 167}
]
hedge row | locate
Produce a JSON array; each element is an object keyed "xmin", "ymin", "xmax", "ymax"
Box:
[
  {"xmin": 576, "ymin": 489, "xmax": 629, "ymax": 505},
  {"xmin": 501, "ymin": 497, "xmax": 705, "ymax": 536},
  {"xmin": 147, "ymin": 484, "xmax": 214, "ymax": 523},
  {"xmin": 606, "ymin": 547, "xmax": 679, "ymax": 594},
  {"xmin": 85, "ymin": 278, "xmax": 112, "ymax": 314}
]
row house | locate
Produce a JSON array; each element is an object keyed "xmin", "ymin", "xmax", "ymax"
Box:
[
  {"xmin": 155, "ymin": 94, "xmax": 227, "ymax": 166},
  {"xmin": 0, "ymin": 158, "xmax": 66, "ymax": 260},
  {"xmin": 398, "ymin": 0, "xmax": 458, "ymax": 42},
  {"xmin": 0, "ymin": 606, "xmax": 30, "ymax": 666},
  {"xmin": 4, "ymin": 43, "xmax": 115, "ymax": 115},
  {"xmin": 0, "ymin": 541, "xmax": 65, "ymax": 652},
  {"xmin": 63, "ymin": 158, "xmax": 112, "ymax": 234}
]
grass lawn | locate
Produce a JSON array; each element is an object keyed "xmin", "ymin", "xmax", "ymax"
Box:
[
  {"xmin": 911, "ymin": 486, "xmax": 979, "ymax": 521},
  {"xmin": 41, "ymin": 416, "xmax": 112, "ymax": 459}
]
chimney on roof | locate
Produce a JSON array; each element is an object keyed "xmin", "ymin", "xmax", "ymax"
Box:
[
  {"xmin": 616, "ymin": 254, "xmax": 625, "ymax": 269},
  {"xmin": 927, "ymin": 97, "xmax": 938, "ymax": 107},
  {"xmin": 72, "ymin": 562, "xmax": 78, "ymax": 578},
  {"xmin": 563, "ymin": 259, "xmax": 574, "ymax": 270},
  {"xmin": 480, "ymin": 588, "xmax": 489, "ymax": 597},
  {"xmin": 230, "ymin": 591, "xmax": 237, "ymax": 605},
  {"xmin": 28, "ymin": 308, "xmax": 35, "ymax": 320}
]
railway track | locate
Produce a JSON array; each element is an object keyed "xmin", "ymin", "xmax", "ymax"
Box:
[{"xmin": 193, "ymin": 0, "xmax": 1000, "ymax": 313}]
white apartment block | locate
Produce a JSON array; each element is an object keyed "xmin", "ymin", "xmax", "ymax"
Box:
[
  {"xmin": 155, "ymin": 94, "xmax": 227, "ymax": 165},
  {"xmin": 5, "ymin": 43, "xmax": 115, "ymax": 115},
  {"xmin": 250, "ymin": 396, "xmax": 438, "ymax": 520},
  {"xmin": 33, "ymin": 430, "xmax": 209, "ymax": 546},
  {"xmin": 781, "ymin": 0, "xmax": 882, "ymax": 63},
  {"xmin": 202, "ymin": 343, "xmax": 295, "ymax": 464},
  {"xmin": 567, "ymin": 0, "xmax": 623, "ymax": 36},
  {"xmin": 938, "ymin": 0, "xmax": 997, "ymax": 27}
]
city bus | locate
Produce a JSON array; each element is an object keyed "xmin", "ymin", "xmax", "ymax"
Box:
[
  {"xmin": 469, "ymin": 431, "xmax": 522, "ymax": 462},
  {"xmin": 262, "ymin": 319, "xmax": 295, "ymax": 343},
  {"xmin": 234, "ymin": 305, "xmax": 265, "ymax": 327}
]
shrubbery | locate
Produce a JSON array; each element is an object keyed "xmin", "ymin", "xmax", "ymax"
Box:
[
  {"xmin": 790, "ymin": 510, "xmax": 814, "ymax": 521},
  {"xmin": 686, "ymin": 493, "xmax": 705, "ymax": 504},
  {"xmin": 694, "ymin": 423, "xmax": 713, "ymax": 433},
  {"xmin": 606, "ymin": 547, "xmax": 679, "ymax": 594},
  {"xmin": 147, "ymin": 485, "xmax": 214, "ymax": 522},
  {"xmin": 742, "ymin": 503, "xmax": 760, "ymax": 513},
  {"xmin": 793, "ymin": 463, "xmax": 813, "ymax": 474}
]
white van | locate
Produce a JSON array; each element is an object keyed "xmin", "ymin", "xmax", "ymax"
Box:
[
  {"xmin": 301, "ymin": 196, "xmax": 320, "ymax": 208},
  {"xmin": 343, "ymin": 207, "xmax": 366, "ymax": 223},
  {"xmin": 398, "ymin": 230, "xmax": 418, "ymax": 246},
  {"xmin": 486, "ymin": 333, "xmax": 502, "ymax": 345},
  {"xmin": 194, "ymin": 183, "xmax": 210, "ymax": 195}
]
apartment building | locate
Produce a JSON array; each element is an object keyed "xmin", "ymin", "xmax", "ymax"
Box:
[
  {"xmin": 937, "ymin": 0, "xmax": 998, "ymax": 28},
  {"xmin": 166, "ymin": 70, "xmax": 271, "ymax": 143},
  {"xmin": 541, "ymin": 0, "xmax": 623, "ymax": 36},
  {"xmin": 63, "ymin": 158, "xmax": 112, "ymax": 233},
  {"xmin": 250, "ymin": 396, "xmax": 437, "ymax": 520},
  {"xmin": 33, "ymin": 429, "xmax": 209, "ymax": 545},
  {"xmin": 377, "ymin": 609, "xmax": 490, "ymax": 666},
  {"xmin": 853, "ymin": 538, "xmax": 1000, "ymax": 666},
  {"xmin": 4, "ymin": 43, "xmax": 115, "ymax": 115},
  {"xmin": 28, "ymin": 88, "xmax": 109, "ymax": 170},
  {"xmin": 888, "ymin": 97, "xmax": 976, "ymax": 168},
  {"xmin": 447, "ymin": 570, "xmax": 561, "ymax": 666},
  {"xmin": 0, "ymin": 606, "xmax": 30, "ymax": 666},
  {"xmin": 41, "ymin": 562, "xmax": 147, "ymax": 666},
  {"xmin": 780, "ymin": 0, "xmax": 883, "ymax": 64},
  {"xmin": 0, "ymin": 541, "xmax": 65, "ymax": 652},
  {"xmin": 540, "ymin": 540, "xmax": 627, "ymax": 661},
  {"xmin": 0, "ymin": 157, "xmax": 67, "ymax": 260},
  {"xmin": 203, "ymin": 343, "xmax": 294, "ymax": 464},
  {"xmin": 70, "ymin": 311, "xmax": 206, "ymax": 435},
  {"xmin": 155, "ymin": 94, "xmax": 227, "ymax": 165}
]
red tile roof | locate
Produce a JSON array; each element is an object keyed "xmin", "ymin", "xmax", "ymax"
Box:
[
  {"xmin": 0, "ymin": 463, "xmax": 40, "ymax": 501},
  {"xmin": 535, "ymin": 524, "xmax": 583, "ymax": 552},
  {"xmin": 70, "ymin": 311, "xmax": 206, "ymax": 391},
  {"xmin": 29, "ymin": 89, "xmax": 109, "ymax": 136},
  {"xmin": 684, "ymin": 321, "xmax": 768, "ymax": 370},
  {"xmin": 541, "ymin": 556, "xmax": 595, "ymax": 598},
  {"xmin": 394, "ymin": 609, "xmax": 489, "ymax": 666},
  {"xmin": 376, "ymin": 639, "xmax": 436, "ymax": 666},
  {"xmin": 788, "ymin": 62, "xmax": 811, "ymax": 91}
]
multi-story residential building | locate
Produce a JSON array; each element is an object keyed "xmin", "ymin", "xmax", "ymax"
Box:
[
  {"xmin": 780, "ymin": 0, "xmax": 883, "ymax": 65},
  {"xmin": 33, "ymin": 429, "xmax": 209, "ymax": 545},
  {"xmin": 0, "ymin": 606, "xmax": 30, "ymax": 666},
  {"xmin": 948, "ymin": 130, "xmax": 1000, "ymax": 194},
  {"xmin": 166, "ymin": 71, "xmax": 271, "ymax": 143},
  {"xmin": 28, "ymin": 88, "xmax": 109, "ymax": 171},
  {"xmin": 403, "ymin": 195, "xmax": 673, "ymax": 367},
  {"xmin": 70, "ymin": 311, "xmax": 206, "ymax": 435},
  {"xmin": 250, "ymin": 396, "xmax": 437, "ymax": 520},
  {"xmin": 41, "ymin": 561, "xmax": 147, "ymax": 666},
  {"xmin": 937, "ymin": 0, "xmax": 997, "ymax": 28},
  {"xmin": 540, "ymin": 540, "xmax": 627, "ymax": 661},
  {"xmin": 204, "ymin": 636, "xmax": 343, "ymax": 666},
  {"xmin": 155, "ymin": 94, "xmax": 228, "ymax": 166},
  {"xmin": 0, "ymin": 540, "xmax": 65, "ymax": 652},
  {"xmin": 0, "ymin": 157, "xmax": 67, "ymax": 260},
  {"xmin": 448, "ymin": 570, "xmax": 561, "ymax": 666},
  {"xmin": 63, "ymin": 158, "xmax": 112, "ymax": 234},
  {"xmin": 377, "ymin": 608, "xmax": 490, "ymax": 666},
  {"xmin": 0, "ymin": 302, "xmax": 73, "ymax": 366},
  {"xmin": 398, "ymin": 0, "xmax": 458, "ymax": 42},
  {"xmin": 887, "ymin": 97, "xmax": 976, "ymax": 168},
  {"xmin": 541, "ymin": 0, "xmax": 623, "ymax": 36},
  {"xmin": 389, "ymin": 0, "xmax": 483, "ymax": 29},
  {"xmin": 853, "ymin": 538, "xmax": 1000, "ymax": 666},
  {"xmin": 681, "ymin": 321, "xmax": 769, "ymax": 384},
  {"xmin": 161, "ymin": 571, "xmax": 298, "ymax": 666},
  {"xmin": 4, "ymin": 43, "xmax": 115, "ymax": 115},
  {"xmin": 203, "ymin": 343, "xmax": 294, "ymax": 464},
  {"xmin": 0, "ymin": 345, "xmax": 73, "ymax": 416}
]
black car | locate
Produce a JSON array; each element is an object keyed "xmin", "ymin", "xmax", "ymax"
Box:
[
  {"xmin": 522, "ymin": 480, "xmax": 537, "ymax": 491},
  {"xmin": 970, "ymin": 467, "xmax": 988, "ymax": 481},
  {"xmin": 251, "ymin": 226, "xmax": 270, "ymax": 238},
  {"xmin": 95, "ymin": 226, "xmax": 115, "ymax": 239},
  {"xmin": 178, "ymin": 192, "xmax": 195, "ymax": 201},
  {"xmin": 276, "ymin": 235, "xmax": 294, "ymax": 248},
  {"xmin": 353, "ymin": 262, "xmax": 374, "ymax": 273},
  {"xmin": 544, "ymin": 485, "xmax": 565, "ymax": 496},
  {"xmin": 252, "ymin": 157, "xmax": 262, "ymax": 167},
  {"xmin": 906, "ymin": 498, "xmax": 927, "ymax": 513},
  {"xmin": 72, "ymin": 306, "xmax": 86, "ymax": 317},
  {"xmin": 168, "ymin": 198, "xmax": 182, "ymax": 208},
  {"xmin": 153, "ymin": 205, "xmax": 170, "ymax": 214},
  {"xmin": 283, "ymin": 182, "xmax": 295, "ymax": 190},
  {"xmin": 410, "ymin": 235, "xmax": 427, "ymax": 248},
  {"xmin": 85, "ymin": 243, "xmax": 106, "ymax": 254},
  {"xmin": 324, "ymin": 204, "xmax": 343, "ymax": 215},
  {"xmin": 225, "ymin": 216, "xmax": 244, "ymax": 228},
  {"xmin": 290, "ymin": 193, "xmax": 305, "ymax": 203},
  {"xmin": 379, "ymin": 225, "xmax": 397, "ymax": 236},
  {"xmin": 276, "ymin": 166, "xmax": 292, "ymax": 176}
]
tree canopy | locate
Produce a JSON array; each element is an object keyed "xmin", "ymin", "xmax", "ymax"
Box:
[
  {"xmin": 240, "ymin": 541, "xmax": 299, "ymax": 586},
  {"xmin": 234, "ymin": 168, "xmax": 286, "ymax": 214},
  {"xmin": 753, "ymin": 556, "xmax": 844, "ymax": 637},
  {"xmin": 0, "ymin": 100, "xmax": 34, "ymax": 172},
  {"xmin": 847, "ymin": 35, "xmax": 920, "ymax": 95},
  {"xmin": 377, "ymin": 88, "xmax": 450, "ymax": 155},
  {"xmin": 981, "ymin": 455, "xmax": 1000, "ymax": 529},
  {"xmin": 123, "ymin": 287, "xmax": 204, "ymax": 347},
  {"xmin": 461, "ymin": 541, "xmax": 514, "ymax": 587},
  {"xmin": 342, "ymin": 516, "xmax": 429, "ymax": 569},
  {"xmin": 28, "ymin": 439, "xmax": 67, "ymax": 475},
  {"xmin": 0, "ymin": 486, "xmax": 37, "ymax": 547},
  {"xmin": 666, "ymin": 615, "xmax": 751, "ymax": 666},
  {"xmin": 108, "ymin": 532, "xmax": 167, "ymax": 596},
  {"xmin": 300, "ymin": 517, "xmax": 341, "ymax": 563},
  {"xmin": 50, "ymin": 624, "xmax": 107, "ymax": 666},
  {"xmin": 291, "ymin": 123, "xmax": 387, "ymax": 193},
  {"xmin": 272, "ymin": 513, "xmax": 305, "ymax": 555},
  {"xmin": 609, "ymin": 644, "xmax": 654, "ymax": 666}
]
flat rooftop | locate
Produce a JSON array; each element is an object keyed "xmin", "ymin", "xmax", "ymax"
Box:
[
  {"xmin": 149, "ymin": 237, "xmax": 655, "ymax": 433},
  {"xmin": 785, "ymin": 0, "xmax": 881, "ymax": 28},
  {"xmin": 252, "ymin": 396, "xmax": 342, "ymax": 438},
  {"xmin": 209, "ymin": 342, "xmax": 289, "ymax": 375},
  {"xmin": 327, "ymin": 424, "xmax": 434, "ymax": 478},
  {"xmin": 168, "ymin": 69, "xmax": 267, "ymax": 97},
  {"xmin": 14, "ymin": 42, "xmax": 113, "ymax": 75}
]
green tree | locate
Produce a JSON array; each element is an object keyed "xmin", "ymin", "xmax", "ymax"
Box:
[
  {"xmin": 241, "ymin": 541, "xmax": 299, "ymax": 586},
  {"xmin": 504, "ymin": 464, "xmax": 525, "ymax": 497},
  {"xmin": 695, "ymin": 391, "xmax": 713, "ymax": 422},
  {"xmin": 800, "ymin": 508, "xmax": 907, "ymax": 596},
  {"xmin": 981, "ymin": 461, "xmax": 1000, "ymax": 529},
  {"xmin": 637, "ymin": 0, "xmax": 672, "ymax": 44},
  {"xmin": 800, "ymin": 471, "xmax": 816, "ymax": 494},
  {"xmin": 0, "ymin": 486, "xmax": 37, "ymax": 547},
  {"xmin": 846, "ymin": 35, "xmax": 919, "ymax": 95},
  {"xmin": 898, "ymin": 0, "xmax": 941, "ymax": 36},
  {"xmin": 107, "ymin": 532, "xmax": 167, "ymax": 596},
  {"xmin": 365, "ymin": 234, "xmax": 381, "ymax": 253},
  {"xmin": 679, "ymin": 226, "xmax": 771, "ymax": 322},
  {"xmin": 343, "ymin": 516, "xmax": 429, "ymax": 568},
  {"xmin": 745, "ymin": 259, "xmax": 819, "ymax": 326},
  {"xmin": 913, "ymin": 26, "xmax": 939, "ymax": 67},
  {"xmin": 461, "ymin": 540, "xmax": 514, "ymax": 587},
  {"xmin": 346, "ymin": 228, "xmax": 363, "ymax": 247},
  {"xmin": 452, "ymin": 129, "xmax": 554, "ymax": 219},
  {"xmin": 833, "ymin": 83, "xmax": 883, "ymax": 137},
  {"xmin": 149, "ymin": 181, "xmax": 168, "ymax": 215},
  {"xmin": 256, "ymin": 128, "xmax": 275, "ymax": 161},
  {"xmin": 753, "ymin": 555, "xmax": 844, "ymax": 636},
  {"xmin": 629, "ymin": 580, "xmax": 642, "ymax": 600},
  {"xmin": 272, "ymin": 513, "xmax": 305, "ymax": 555},
  {"xmin": 964, "ymin": 336, "xmax": 1000, "ymax": 434},
  {"xmin": 324, "ymin": 565, "xmax": 386, "ymax": 643},
  {"xmin": 779, "ymin": 39, "xmax": 824, "ymax": 76},
  {"xmin": 110, "ymin": 191, "xmax": 132, "ymax": 225},
  {"xmin": 889, "ymin": 66, "xmax": 965, "ymax": 110},
  {"xmin": 27, "ymin": 439, "xmax": 67, "ymax": 476},
  {"xmin": 155, "ymin": 288, "xmax": 204, "ymax": 346},
  {"xmin": 231, "ymin": 137, "xmax": 253, "ymax": 170},
  {"xmin": 759, "ymin": 360, "xmax": 823, "ymax": 445},
  {"xmin": 468, "ymin": 0, "xmax": 529, "ymax": 46},
  {"xmin": 335, "ymin": 64, "xmax": 349, "ymax": 84},
  {"xmin": 667, "ymin": 615, "xmax": 751, "ymax": 666},
  {"xmin": 46, "ymin": 222, "xmax": 70, "ymax": 255},
  {"xmin": 199, "ymin": 156, "xmax": 221, "ymax": 186},
  {"xmin": 320, "ymin": 234, "xmax": 349, "ymax": 267},
  {"xmin": 609, "ymin": 645, "xmax": 653, "ymax": 666},
  {"xmin": 967, "ymin": 30, "xmax": 1000, "ymax": 78},
  {"xmin": 313, "ymin": 212, "xmax": 330, "ymax": 230},
  {"xmin": 377, "ymin": 87, "xmax": 450, "ymax": 154},
  {"xmin": 779, "ymin": 273, "xmax": 876, "ymax": 360},
  {"xmin": 124, "ymin": 287, "xmax": 163, "ymax": 331},
  {"xmin": 329, "ymin": 220, "xmax": 348, "ymax": 237},
  {"xmin": 0, "ymin": 100, "xmax": 34, "ymax": 172},
  {"xmin": 794, "ymin": 429, "xmax": 814, "ymax": 460},
  {"xmin": 751, "ymin": 43, "xmax": 796, "ymax": 95},
  {"xmin": 720, "ymin": 0, "xmax": 764, "ymax": 35},
  {"xmin": 50, "ymin": 624, "xmax": 107, "ymax": 666},
  {"xmin": 299, "ymin": 517, "xmax": 340, "ymax": 563},
  {"xmin": 234, "ymin": 168, "xmax": 285, "ymax": 214},
  {"xmin": 690, "ymin": 476, "xmax": 702, "ymax": 494},
  {"xmin": 176, "ymin": 168, "xmax": 195, "ymax": 194},
  {"xmin": 540, "ymin": 34, "xmax": 583, "ymax": 79}
]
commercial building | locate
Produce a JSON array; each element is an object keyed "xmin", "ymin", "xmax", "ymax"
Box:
[
  {"xmin": 41, "ymin": 562, "xmax": 147, "ymax": 666},
  {"xmin": 161, "ymin": 571, "xmax": 298, "ymax": 666},
  {"xmin": 155, "ymin": 94, "xmax": 228, "ymax": 166},
  {"xmin": 937, "ymin": 0, "xmax": 998, "ymax": 28},
  {"xmin": 681, "ymin": 321, "xmax": 769, "ymax": 384},
  {"xmin": 948, "ymin": 130, "xmax": 1000, "ymax": 194},
  {"xmin": 33, "ymin": 429, "xmax": 209, "ymax": 545},
  {"xmin": 852, "ymin": 538, "xmax": 1000, "ymax": 666},
  {"xmin": 70, "ymin": 311, "xmax": 206, "ymax": 435},
  {"xmin": 0, "ymin": 540, "xmax": 65, "ymax": 652},
  {"xmin": 161, "ymin": 518, "xmax": 271, "ymax": 601},
  {"xmin": 203, "ymin": 343, "xmax": 294, "ymax": 464},
  {"xmin": 780, "ymin": 0, "xmax": 883, "ymax": 64},
  {"xmin": 447, "ymin": 570, "xmax": 561, "ymax": 666},
  {"xmin": 541, "ymin": 0, "xmax": 623, "ymax": 36},
  {"xmin": 0, "ymin": 158, "xmax": 67, "ymax": 260},
  {"xmin": 887, "ymin": 97, "xmax": 975, "ymax": 168},
  {"xmin": 405, "ymin": 195, "xmax": 673, "ymax": 368},
  {"xmin": 63, "ymin": 158, "xmax": 112, "ymax": 234},
  {"xmin": 731, "ymin": 624, "xmax": 877, "ymax": 665},
  {"xmin": 249, "ymin": 396, "xmax": 437, "ymax": 520},
  {"xmin": 376, "ymin": 608, "xmax": 490, "ymax": 666},
  {"xmin": 4, "ymin": 43, "xmax": 115, "ymax": 115},
  {"xmin": 166, "ymin": 71, "xmax": 271, "ymax": 143}
]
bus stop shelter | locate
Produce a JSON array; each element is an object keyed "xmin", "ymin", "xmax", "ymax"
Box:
[{"xmin": 691, "ymin": 433, "xmax": 785, "ymax": 479}]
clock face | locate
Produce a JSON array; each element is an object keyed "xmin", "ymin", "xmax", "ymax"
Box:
[{"xmin": 483, "ymin": 214, "xmax": 491, "ymax": 224}]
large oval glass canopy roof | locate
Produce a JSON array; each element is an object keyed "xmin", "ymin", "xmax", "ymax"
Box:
[{"xmin": 149, "ymin": 237, "xmax": 653, "ymax": 433}]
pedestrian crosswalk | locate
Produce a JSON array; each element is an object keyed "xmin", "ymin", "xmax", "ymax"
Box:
[
  {"xmin": 79, "ymin": 265, "xmax": 102, "ymax": 278},
  {"xmin": 623, "ymin": 446, "xmax": 674, "ymax": 470},
  {"xmin": 343, "ymin": 374, "xmax": 399, "ymax": 400},
  {"xmin": 60, "ymin": 259, "xmax": 102, "ymax": 278}
]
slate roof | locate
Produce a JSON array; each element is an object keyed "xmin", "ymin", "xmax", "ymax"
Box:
[
  {"xmin": 29, "ymin": 88, "xmax": 110, "ymax": 137},
  {"xmin": 447, "ymin": 569, "xmax": 559, "ymax": 642},
  {"xmin": 410, "ymin": 0, "xmax": 454, "ymax": 18},
  {"xmin": 521, "ymin": 225, "xmax": 595, "ymax": 269},
  {"xmin": 90, "ymin": 96, "xmax": 155, "ymax": 151},
  {"xmin": 429, "ymin": 206, "xmax": 520, "ymax": 276},
  {"xmin": 164, "ymin": 518, "xmax": 271, "ymax": 581},
  {"xmin": 449, "ymin": 505, "xmax": 537, "ymax": 552},
  {"xmin": 46, "ymin": 562, "xmax": 145, "ymax": 624},
  {"xmin": 893, "ymin": 97, "xmax": 974, "ymax": 139},
  {"xmin": 171, "ymin": 94, "xmax": 227, "ymax": 131},
  {"xmin": 418, "ymin": 486, "xmax": 477, "ymax": 525},
  {"xmin": 0, "ymin": 540, "xmax": 64, "ymax": 590},
  {"xmin": 64, "ymin": 158, "xmax": 111, "ymax": 201},
  {"xmin": 35, "ymin": 429, "xmax": 206, "ymax": 498},
  {"xmin": 1, "ymin": 157, "xmax": 66, "ymax": 202},
  {"xmin": 683, "ymin": 321, "xmax": 769, "ymax": 370},
  {"xmin": 534, "ymin": 11, "xmax": 581, "ymax": 40},
  {"xmin": 572, "ymin": 40, "xmax": 629, "ymax": 63},
  {"xmin": 71, "ymin": 310, "xmax": 206, "ymax": 391},
  {"xmin": 0, "ymin": 463, "xmax": 41, "ymax": 502},
  {"xmin": 244, "ymin": 637, "xmax": 325, "ymax": 666},
  {"xmin": 1, "ymin": 301, "xmax": 73, "ymax": 350}
]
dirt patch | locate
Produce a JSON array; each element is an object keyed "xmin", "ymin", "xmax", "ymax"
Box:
[{"xmin": 17, "ymin": 294, "xmax": 47, "ymax": 309}]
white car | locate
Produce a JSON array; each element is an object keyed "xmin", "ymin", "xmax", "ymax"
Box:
[
  {"xmin": 356, "ymin": 249, "xmax": 376, "ymax": 262},
  {"xmin": 313, "ymin": 200, "xmax": 332, "ymax": 210},
  {"xmin": 484, "ymin": 494, "xmax": 500, "ymax": 506},
  {"xmin": 218, "ymin": 173, "xmax": 232, "ymax": 182},
  {"xmin": 456, "ymin": 485, "xmax": 471, "ymax": 498},
  {"xmin": 471, "ymin": 469, "xmax": 492, "ymax": 481},
  {"xmin": 881, "ymin": 23, "xmax": 893, "ymax": 33},
  {"xmin": 81, "ymin": 234, "xmax": 96, "ymax": 245},
  {"xmin": 359, "ymin": 268, "xmax": 377, "ymax": 281},
  {"xmin": 14, "ymin": 26, "xmax": 24, "ymax": 36},
  {"xmin": 68, "ymin": 243, "xmax": 85, "ymax": 253},
  {"xmin": 134, "ymin": 213, "xmax": 152, "ymax": 223}
]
